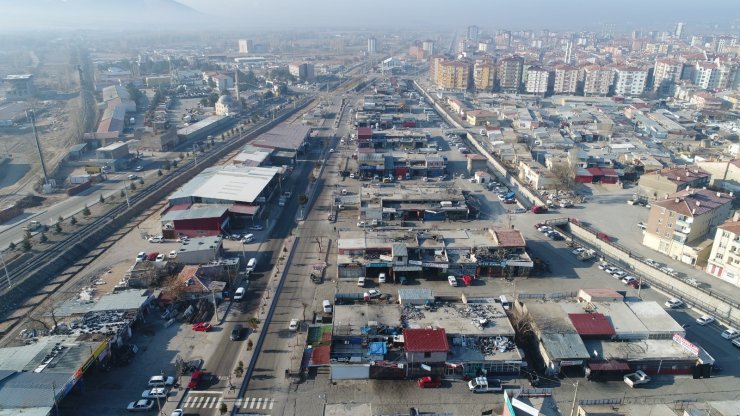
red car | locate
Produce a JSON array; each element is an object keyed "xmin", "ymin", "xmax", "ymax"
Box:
[
  {"xmin": 191, "ymin": 322, "xmax": 212, "ymax": 332},
  {"xmin": 187, "ymin": 370, "xmax": 203, "ymax": 389},
  {"xmin": 416, "ymin": 376, "xmax": 442, "ymax": 388},
  {"xmin": 146, "ymin": 252, "xmax": 159, "ymax": 261}
]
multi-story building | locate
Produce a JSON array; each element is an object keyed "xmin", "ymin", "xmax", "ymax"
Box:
[
  {"xmin": 674, "ymin": 22, "xmax": 685, "ymax": 38},
  {"xmin": 643, "ymin": 188, "xmax": 734, "ymax": 265},
  {"xmin": 706, "ymin": 218, "xmax": 740, "ymax": 287},
  {"xmin": 712, "ymin": 35, "xmax": 737, "ymax": 53},
  {"xmin": 553, "ymin": 64, "xmax": 580, "ymax": 94},
  {"xmin": 497, "ymin": 56, "xmax": 524, "ymax": 93},
  {"xmin": 613, "ymin": 67, "xmax": 647, "ymax": 96},
  {"xmin": 582, "ymin": 65, "xmax": 614, "ymax": 96},
  {"xmin": 693, "ymin": 60, "xmax": 735, "ymax": 90},
  {"xmin": 435, "ymin": 60, "xmax": 471, "ymax": 92},
  {"xmin": 430, "ymin": 55, "xmax": 446, "ymax": 83},
  {"xmin": 238, "ymin": 39, "xmax": 253, "ymax": 54},
  {"xmin": 467, "ymin": 25, "xmax": 479, "ymax": 42},
  {"xmin": 525, "ymin": 67, "xmax": 550, "ymax": 95},
  {"xmin": 638, "ymin": 166, "xmax": 711, "ymax": 199},
  {"xmin": 367, "ymin": 37, "xmax": 377, "ymax": 53},
  {"xmin": 422, "ymin": 40, "xmax": 435, "ymax": 56},
  {"xmin": 288, "ymin": 62, "xmax": 315, "ymax": 82},
  {"xmin": 473, "ymin": 60, "xmax": 496, "ymax": 92},
  {"xmin": 653, "ymin": 58, "xmax": 684, "ymax": 96}
]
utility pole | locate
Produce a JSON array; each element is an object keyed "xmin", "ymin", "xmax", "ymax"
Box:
[
  {"xmin": 211, "ymin": 290, "xmax": 219, "ymax": 321},
  {"xmin": 0, "ymin": 252, "xmax": 10, "ymax": 288},
  {"xmin": 569, "ymin": 380, "xmax": 579, "ymax": 416}
]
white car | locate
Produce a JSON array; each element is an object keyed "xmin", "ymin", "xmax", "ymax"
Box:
[
  {"xmin": 155, "ymin": 254, "xmax": 165, "ymax": 262},
  {"xmin": 598, "ymin": 262, "xmax": 611, "ymax": 271},
  {"xmin": 127, "ymin": 399, "xmax": 154, "ymax": 412},
  {"xmin": 665, "ymin": 298, "xmax": 684, "ymax": 309},
  {"xmin": 721, "ymin": 329, "xmax": 740, "ymax": 339},
  {"xmin": 696, "ymin": 315, "xmax": 715, "ymax": 326},
  {"xmin": 378, "ymin": 273, "xmax": 386, "ymax": 283},
  {"xmin": 645, "ymin": 258, "xmax": 660, "ymax": 268},
  {"xmin": 136, "ymin": 251, "xmax": 147, "ymax": 262},
  {"xmin": 571, "ymin": 248, "xmax": 586, "ymax": 255},
  {"xmin": 167, "ymin": 250, "xmax": 178, "ymax": 259},
  {"xmin": 148, "ymin": 236, "xmax": 163, "ymax": 243},
  {"xmin": 329, "ymin": 148, "xmax": 335, "ymax": 153},
  {"xmin": 242, "ymin": 234, "xmax": 255, "ymax": 243},
  {"xmin": 142, "ymin": 387, "xmax": 168, "ymax": 399},
  {"xmin": 127, "ymin": 174, "xmax": 138, "ymax": 180},
  {"xmin": 366, "ymin": 289, "xmax": 382, "ymax": 298},
  {"xmin": 148, "ymin": 375, "xmax": 175, "ymax": 387},
  {"xmin": 170, "ymin": 410, "xmax": 184, "ymax": 416},
  {"xmin": 357, "ymin": 221, "xmax": 367, "ymax": 227},
  {"xmin": 289, "ymin": 319, "xmax": 300, "ymax": 331},
  {"xmin": 612, "ymin": 270, "xmax": 627, "ymax": 279}
]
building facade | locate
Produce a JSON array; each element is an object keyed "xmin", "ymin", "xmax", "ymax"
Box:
[
  {"xmin": 706, "ymin": 219, "xmax": 740, "ymax": 287},
  {"xmin": 497, "ymin": 56, "xmax": 524, "ymax": 93},
  {"xmin": 238, "ymin": 39, "xmax": 254, "ymax": 54},
  {"xmin": 553, "ymin": 65, "xmax": 580, "ymax": 94},
  {"xmin": 653, "ymin": 58, "xmax": 684, "ymax": 96},
  {"xmin": 473, "ymin": 60, "xmax": 496, "ymax": 92},
  {"xmin": 525, "ymin": 67, "xmax": 550, "ymax": 95},
  {"xmin": 435, "ymin": 60, "xmax": 471, "ymax": 91},
  {"xmin": 582, "ymin": 66, "xmax": 614, "ymax": 96},
  {"xmin": 613, "ymin": 67, "xmax": 647, "ymax": 96}
]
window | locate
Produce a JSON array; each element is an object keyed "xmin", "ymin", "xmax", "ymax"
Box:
[
  {"xmin": 424, "ymin": 352, "xmax": 431, "ymax": 358},
  {"xmin": 716, "ymin": 254, "xmax": 723, "ymax": 260}
]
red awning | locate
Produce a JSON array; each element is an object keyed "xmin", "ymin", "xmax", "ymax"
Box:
[{"xmin": 587, "ymin": 361, "xmax": 631, "ymax": 371}]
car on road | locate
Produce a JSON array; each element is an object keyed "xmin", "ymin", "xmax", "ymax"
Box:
[
  {"xmin": 127, "ymin": 174, "xmax": 138, "ymax": 180},
  {"xmin": 170, "ymin": 410, "xmax": 183, "ymax": 416},
  {"xmin": 191, "ymin": 322, "xmax": 212, "ymax": 332},
  {"xmin": 572, "ymin": 247, "xmax": 586, "ymax": 255},
  {"xmin": 665, "ymin": 298, "xmax": 684, "ymax": 308},
  {"xmin": 167, "ymin": 250, "xmax": 177, "ymax": 259},
  {"xmin": 289, "ymin": 319, "xmax": 300, "ymax": 331},
  {"xmin": 242, "ymin": 234, "xmax": 255, "ymax": 243},
  {"xmin": 127, "ymin": 399, "xmax": 155, "ymax": 412},
  {"xmin": 416, "ymin": 376, "xmax": 442, "ymax": 388},
  {"xmin": 134, "ymin": 166, "xmax": 144, "ymax": 172},
  {"xmin": 249, "ymin": 225, "xmax": 264, "ymax": 231},
  {"xmin": 187, "ymin": 370, "xmax": 204, "ymax": 389},
  {"xmin": 136, "ymin": 252, "xmax": 147, "ymax": 262},
  {"xmin": 645, "ymin": 259, "xmax": 661, "ymax": 268},
  {"xmin": 148, "ymin": 236, "xmax": 163, "ymax": 243},
  {"xmin": 721, "ymin": 329, "xmax": 740, "ymax": 339},
  {"xmin": 142, "ymin": 387, "xmax": 168, "ymax": 399},
  {"xmin": 233, "ymin": 287, "xmax": 245, "ymax": 301},
  {"xmin": 696, "ymin": 315, "xmax": 715, "ymax": 326},
  {"xmin": 148, "ymin": 375, "xmax": 175, "ymax": 387},
  {"xmin": 155, "ymin": 253, "xmax": 165, "ymax": 262},
  {"xmin": 514, "ymin": 208, "xmax": 527, "ymax": 214}
]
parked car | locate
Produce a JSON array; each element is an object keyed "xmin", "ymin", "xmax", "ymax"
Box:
[
  {"xmin": 612, "ymin": 270, "xmax": 627, "ymax": 279},
  {"xmin": 233, "ymin": 287, "xmax": 245, "ymax": 301},
  {"xmin": 148, "ymin": 375, "xmax": 175, "ymax": 387},
  {"xmin": 191, "ymin": 322, "xmax": 212, "ymax": 332},
  {"xmin": 155, "ymin": 253, "xmax": 165, "ymax": 262},
  {"xmin": 696, "ymin": 315, "xmax": 715, "ymax": 326},
  {"xmin": 142, "ymin": 387, "xmax": 168, "ymax": 399},
  {"xmin": 598, "ymin": 262, "xmax": 611, "ymax": 270},
  {"xmin": 127, "ymin": 174, "xmax": 138, "ymax": 180},
  {"xmin": 127, "ymin": 399, "xmax": 155, "ymax": 412},
  {"xmin": 136, "ymin": 252, "xmax": 147, "ymax": 262},
  {"xmin": 242, "ymin": 234, "xmax": 255, "ymax": 243},
  {"xmin": 249, "ymin": 225, "xmax": 264, "ymax": 231},
  {"xmin": 148, "ymin": 236, "xmax": 163, "ymax": 243},
  {"xmin": 621, "ymin": 276, "xmax": 637, "ymax": 285},
  {"xmin": 572, "ymin": 248, "xmax": 586, "ymax": 255},
  {"xmin": 378, "ymin": 273, "xmax": 386, "ymax": 283},
  {"xmin": 187, "ymin": 370, "xmax": 204, "ymax": 389},
  {"xmin": 230, "ymin": 325, "xmax": 243, "ymax": 341},
  {"xmin": 514, "ymin": 208, "xmax": 527, "ymax": 214},
  {"xmin": 289, "ymin": 319, "xmax": 300, "ymax": 331},
  {"xmin": 134, "ymin": 166, "xmax": 144, "ymax": 172},
  {"xmin": 170, "ymin": 410, "xmax": 184, "ymax": 416},
  {"xmin": 167, "ymin": 250, "xmax": 178, "ymax": 259},
  {"xmin": 721, "ymin": 329, "xmax": 740, "ymax": 339},
  {"xmin": 416, "ymin": 376, "xmax": 442, "ymax": 388}
]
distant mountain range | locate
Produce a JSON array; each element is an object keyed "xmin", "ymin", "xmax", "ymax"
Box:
[{"xmin": 0, "ymin": 0, "xmax": 204, "ymax": 31}]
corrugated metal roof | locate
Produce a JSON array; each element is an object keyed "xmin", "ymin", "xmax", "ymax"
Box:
[
  {"xmin": 568, "ymin": 313, "xmax": 615, "ymax": 336},
  {"xmin": 403, "ymin": 328, "xmax": 449, "ymax": 352},
  {"xmin": 161, "ymin": 205, "xmax": 230, "ymax": 222},
  {"xmin": 540, "ymin": 333, "xmax": 590, "ymax": 360},
  {"xmin": 0, "ymin": 371, "xmax": 69, "ymax": 409}
]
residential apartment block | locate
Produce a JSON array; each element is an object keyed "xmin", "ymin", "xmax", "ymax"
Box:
[
  {"xmin": 525, "ymin": 67, "xmax": 550, "ymax": 95},
  {"xmin": 706, "ymin": 218, "xmax": 740, "ymax": 287},
  {"xmin": 435, "ymin": 60, "xmax": 471, "ymax": 91},
  {"xmin": 643, "ymin": 188, "xmax": 734, "ymax": 265},
  {"xmin": 473, "ymin": 60, "xmax": 496, "ymax": 92},
  {"xmin": 613, "ymin": 67, "xmax": 647, "ymax": 96},
  {"xmin": 652, "ymin": 58, "xmax": 684, "ymax": 96},
  {"xmin": 497, "ymin": 56, "xmax": 524, "ymax": 93},
  {"xmin": 582, "ymin": 65, "xmax": 614, "ymax": 96},
  {"xmin": 638, "ymin": 166, "xmax": 711, "ymax": 199},
  {"xmin": 553, "ymin": 64, "xmax": 580, "ymax": 94}
]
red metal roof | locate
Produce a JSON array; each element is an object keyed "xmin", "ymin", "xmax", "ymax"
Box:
[
  {"xmin": 587, "ymin": 360, "xmax": 630, "ymax": 371},
  {"xmin": 357, "ymin": 127, "xmax": 373, "ymax": 136},
  {"xmin": 568, "ymin": 313, "xmax": 615, "ymax": 337},
  {"xmin": 403, "ymin": 329, "xmax": 449, "ymax": 352},
  {"xmin": 310, "ymin": 345, "xmax": 331, "ymax": 366},
  {"xmin": 586, "ymin": 167, "xmax": 603, "ymax": 176},
  {"xmin": 229, "ymin": 204, "xmax": 258, "ymax": 215}
]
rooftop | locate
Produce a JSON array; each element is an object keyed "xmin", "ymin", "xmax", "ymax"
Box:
[
  {"xmin": 718, "ymin": 219, "xmax": 740, "ymax": 235},
  {"xmin": 584, "ymin": 338, "xmax": 698, "ymax": 361},
  {"xmin": 404, "ymin": 300, "xmax": 515, "ymax": 338},
  {"xmin": 161, "ymin": 204, "xmax": 230, "ymax": 222},
  {"xmin": 651, "ymin": 188, "xmax": 733, "ymax": 217},
  {"xmin": 568, "ymin": 313, "xmax": 615, "ymax": 337},
  {"xmin": 403, "ymin": 328, "xmax": 449, "ymax": 352},
  {"xmin": 251, "ymin": 124, "xmax": 310, "ymax": 151},
  {"xmin": 169, "ymin": 165, "xmax": 279, "ymax": 204},
  {"xmin": 179, "ymin": 236, "xmax": 222, "ymax": 254},
  {"xmin": 333, "ymin": 304, "xmax": 402, "ymax": 337}
]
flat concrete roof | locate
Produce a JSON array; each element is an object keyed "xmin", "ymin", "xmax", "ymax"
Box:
[
  {"xmin": 541, "ymin": 333, "xmax": 590, "ymax": 360},
  {"xmin": 583, "ymin": 339, "xmax": 698, "ymax": 361},
  {"xmin": 405, "ymin": 301, "xmax": 515, "ymax": 337},
  {"xmin": 333, "ymin": 304, "xmax": 402, "ymax": 337},
  {"xmin": 525, "ymin": 303, "xmax": 578, "ymax": 334},
  {"xmin": 53, "ymin": 289, "xmax": 151, "ymax": 316},
  {"xmin": 626, "ymin": 301, "xmax": 685, "ymax": 335},
  {"xmin": 179, "ymin": 236, "xmax": 222, "ymax": 253},
  {"xmin": 177, "ymin": 115, "xmax": 228, "ymax": 136},
  {"xmin": 251, "ymin": 124, "xmax": 310, "ymax": 151},
  {"xmin": 161, "ymin": 204, "xmax": 230, "ymax": 222}
]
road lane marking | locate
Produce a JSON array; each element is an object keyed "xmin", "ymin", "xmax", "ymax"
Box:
[
  {"xmin": 269, "ymin": 398, "xmax": 274, "ymax": 409},
  {"xmin": 194, "ymin": 397, "xmax": 203, "ymax": 407},
  {"xmin": 255, "ymin": 398, "xmax": 262, "ymax": 409}
]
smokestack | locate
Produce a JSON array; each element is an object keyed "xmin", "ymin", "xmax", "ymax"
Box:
[{"xmin": 235, "ymin": 68, "xmax": 240, "ymax": 101}]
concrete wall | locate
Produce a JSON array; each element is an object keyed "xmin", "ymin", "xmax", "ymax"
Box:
[{"xmin": 568, "ymin": 220, "xmax": 740, "ymax": 328}]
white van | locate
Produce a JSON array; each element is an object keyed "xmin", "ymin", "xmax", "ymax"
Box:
[
  {"xmin": 242, "ymin": 234, "xmax": 255, "ymax": 243},
  {"xmin": 234, "ymin": 287, "xmax": 245, "ymax": 301},
  {"xmin": 378, "ymin": 273, "xmax": 386, "ymax": 283},
  {"xmin": 247, "ymin": 258, "xmax": 257, "ymax": 273},
  {"xmin": 322, "ymin": 300, "xmax": 333, "ymax": 314},
  {"xmin": 448, "ymin": 275, "xmax": 458, "ymax": 286},
  {"xmin": 357, "ymin": 276, "xmax": 366, "ymax": 287}
]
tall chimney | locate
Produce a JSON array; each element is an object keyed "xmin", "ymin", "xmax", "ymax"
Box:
[{"xmin": 235, "ymin": 68, "xmax": 240, "ymax": 101}]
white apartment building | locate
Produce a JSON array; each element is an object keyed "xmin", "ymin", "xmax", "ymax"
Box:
[
  {"xmin": 525, "ymin": 67, "xmax": 550, "ymax": 95},
  {"xmin": 706, "ymin": 218, "xmax": 740, "ymax": 287},
  {"xmin": 653, "ymin": 58, "xmax": 683, "ymax": 96},
  {"xmin": 613, "ymin": 67, "xmax": 647, "ymax": 96},
  {"xmin": 553, "ymin": 65, "xmax": 579, "ymax": 94}
]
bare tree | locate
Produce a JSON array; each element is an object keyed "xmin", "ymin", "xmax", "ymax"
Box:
[{"xmin": 550, "ymin": 163, "xmax": 577, "ymax": 195}]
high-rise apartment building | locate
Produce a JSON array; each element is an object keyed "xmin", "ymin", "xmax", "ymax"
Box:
[
  {"xmin": 613, "ymin": 67, "xmax": 647, "ymax": 96},
  {"xmin": 582, "ymin": 65, "xmax": 614, "ymax": 96},
  {"xmin": 467, "ymin": 25, "xmax": 479, "ymax": 42},
  {"xmin": 712, "ymin": 35, "xmax": 736, "ymax": 53},
  {"xmin": 674, "ymin": 22, "xmax": 685, "ymax": 38},
  {"xmin": 288, "ymin": 62, "xmax": 315, "ymax": 82},
  {"xmin": 422, "ymin": 40, "xmax": 435, "ymax": 56},
  {"xmin": 693, "ymin": 60, "xmax": 735, "ymax": 90},
  {"xmin": 553, "ymin": 64, "xmax": 580, "ymax": 94},
  {"xmin": 525, "ymin": 67, "xmax": 550, "ymax": 95},
  {"xmin": 368, "ymin": 37, "xmax": 377, "ymax": 53},
  {"xmin": 473, "ymin": 60, "xmax": 496, "ymax": 92},
  {"xmin": 435, "ymin": 60, "xmax": 471, "ymax": 91},
  {"xmin": 653, "ymin": 58, "xmax": 684, "ymax": 96},
  {"xmin": 238, "ymin": 39, "xmax": 254, "ymax": 54},
  {"xmin": 497, "ymin": 56, "xmax": 524, "ymax": 93},
  {"xmin": 564, "ymin": 40, "xmax": 574, "ymax": 64}
]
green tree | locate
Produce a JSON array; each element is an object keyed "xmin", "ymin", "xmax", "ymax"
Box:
[
  {"xmin": 130, "ymin": 182, "xmax": 136, "ymax": 190},
  {"xmin": 21, "ymin": 238, "xmax": 31, "ymax": 252},
  {"xmin": 173, "ymin": 160, "xmax": 179, "ymax": 167},
  {"xmin": 163, "ymin": 160, "xmax": 171, "ymax": 171},
  {"xmin": 219, "ymin": 403, "xmax": 228, "ymax": 415},
  {"xmin": 70, "ymin": 216, "xmax": 77, "ymax": 225},
  {"xmin": 179, "ymin": 153, "xmax": 184, "ymax": 160},
  {"xmin": 39, "ymin": 233, "xmax": 48, "ymax": 243},
  {"xmin": 99, "ymin": 194, "xmax": 105, "ymax": 204},
  {"xmin": 24, "ymin": 230, "xmax": 31, "ymax": 240},
  {"xmin": 8, "ymin": 242, "xmax": 16, "ymax": 251},
  {"xmin": 157, "ymin": 169, "xmax": 163, "ymax": 177},
  {"xmin": 54, "ymin": 222, "xmax": 62, "ymax": 233},
  {"xmin": 246, "ymin": 339, "xmax": 253, "ymax": 351},
  {"xmin": 82, "ymin": 205, "xmax": 90, "ymax": 217},
  {"xmin": 58, "ymin": 216, "xmax": 64, "ymax": 223},
  {"xmin": 120, "ymin": 189, "xmax": 125, "ymax": 198},
  {"xmin": 138, "ymin": 178, "xmax": 144, "ymax": 185}
]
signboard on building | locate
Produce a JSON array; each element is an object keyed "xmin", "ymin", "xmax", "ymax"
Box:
[
  {"xmin": 422, "ymin": 262, "xmax": 448, "ymax": 269},
  {"xmin": 408, "ymin": 260, "xmax": 422, "ymax": 266},
  {"xmin": 367, "ymin": 262, "xmax": 388, "ymax": 267},
  {"xmin": 673, "ymin": 333, "xmax": 699, "ymax": 356},
  {"xmin": 478, "ymin": 261, "xmax": 504, "ymax": 267},
  {"xmin": 559, "ymin": 360, "xmax": 583, "ymax": 366}
]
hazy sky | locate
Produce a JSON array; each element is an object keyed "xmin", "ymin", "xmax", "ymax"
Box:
[{"xmin": 178, "ymin": 0, "xmax": 740, "ymax": 30}]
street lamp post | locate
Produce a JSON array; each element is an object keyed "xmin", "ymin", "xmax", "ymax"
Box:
[{"xmin": 0, "ymin": 252, "xmax": 11, "ymax": 288}]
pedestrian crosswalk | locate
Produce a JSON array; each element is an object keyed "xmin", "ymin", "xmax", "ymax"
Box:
[{"xmin": 182, "ymin": 394, "xmax": 274, "ymax": 411}]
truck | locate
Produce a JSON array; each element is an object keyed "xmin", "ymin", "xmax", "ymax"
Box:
[
  {"xmin": 334, "ymin": 292, "xmax": 370, "ymax": 304},
  {"xmin": 22, "ymin": 220, "xmax": 41, "ymax": 232},
  {"xmin": 531, "ymin": 205, "xmax": 549, "ymax": 214},
  {"xmin": 623, "ymin": 370, "xmax": 650, "ymax": 387},
  {"xmin": 468, "ymin": 376, "xmax": 502, "ymax": 393},
  {"xmin": 416, "ymin": 376, "xmax": 442, "ymax": 388},
  {"xmin": 84, "ymin": 166, "xmax": 101, "ymax": 174},
  {"xmin": 577, "ymin": 249, "xmax": 596, "ymax": 261}
]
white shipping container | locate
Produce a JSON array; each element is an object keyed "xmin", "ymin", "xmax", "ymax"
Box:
[{"xmin": 69, "ymin": 174, "xmax": 91, "ymax": 184}]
